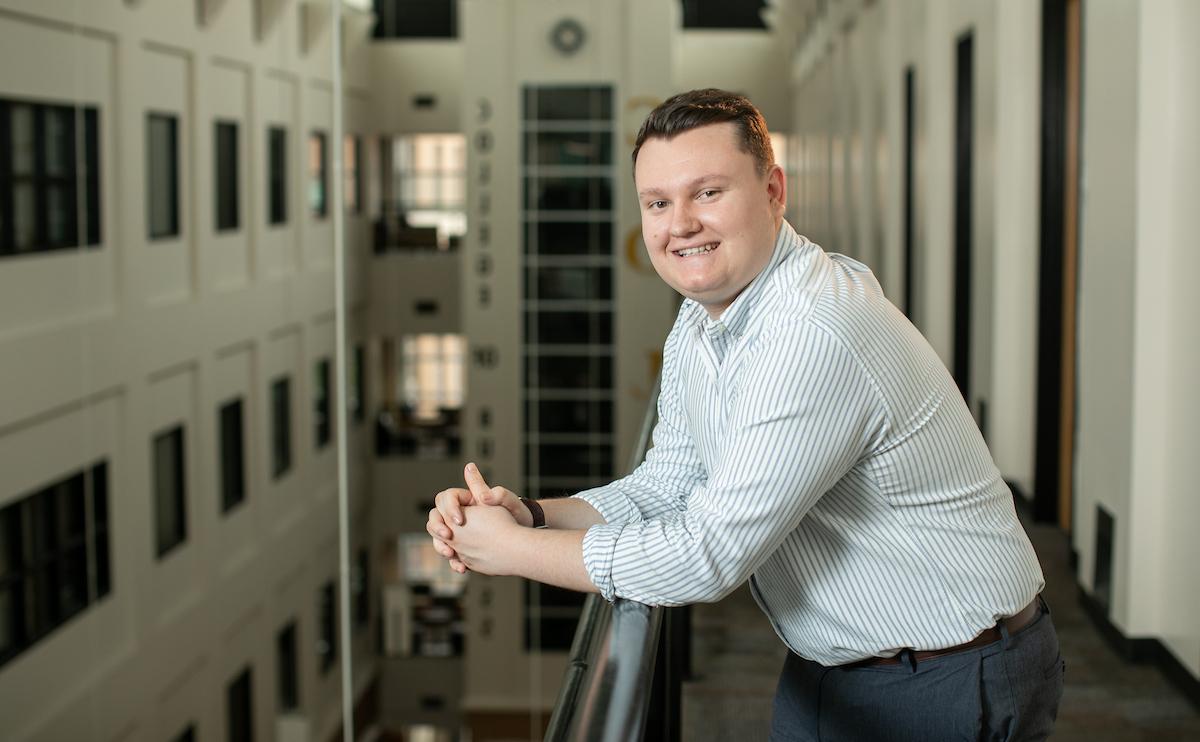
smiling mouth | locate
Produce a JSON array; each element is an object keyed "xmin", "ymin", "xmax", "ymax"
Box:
[{"xmin": 674, "ymin": 242, "xmax": 718, "ymax": 257}]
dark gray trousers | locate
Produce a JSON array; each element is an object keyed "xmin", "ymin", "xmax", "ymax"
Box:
[{"xmin": 770, "ymin": 601, "xmax": 1065, "ymax": 741}]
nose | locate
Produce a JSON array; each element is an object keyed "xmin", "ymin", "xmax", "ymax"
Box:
[{"xmin": 669, "ymin": 200, "xmax": 700, "ymax": 239}]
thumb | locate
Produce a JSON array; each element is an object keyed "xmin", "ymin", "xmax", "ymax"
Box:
[{"xmin": 463, "ymin": 462, "xmax": 490, "ymax": 503}]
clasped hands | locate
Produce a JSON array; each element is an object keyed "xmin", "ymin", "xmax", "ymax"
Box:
[{"xmin": 426, "ymin": 462, "xmax": 531, "ymax": 575}]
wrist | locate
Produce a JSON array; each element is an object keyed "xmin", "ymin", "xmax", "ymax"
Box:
[{"xmin": 520, "ymin": 497, "xmax": 547, "ymax": 529}]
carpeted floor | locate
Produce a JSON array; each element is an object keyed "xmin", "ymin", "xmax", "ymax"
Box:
[{"xmin": 681, "ymin": 518, "xmax": 1200, "ymax": 741}]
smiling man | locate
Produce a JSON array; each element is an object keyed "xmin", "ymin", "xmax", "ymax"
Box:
[{"xmin": 428, "ymin": 89, "xmax": 1063, "ymax": 741}]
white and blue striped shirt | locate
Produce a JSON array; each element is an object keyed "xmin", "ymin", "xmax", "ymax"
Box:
[{"xmin": 576, "ymin": 221, "xmax": 1044, "ymax": 666}]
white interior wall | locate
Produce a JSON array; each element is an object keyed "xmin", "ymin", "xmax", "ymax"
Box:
[
  {"xmin": 989, "ymin": 0, "xmax": 1040, "ymax": 497},
  {"xmin": 1128, "ymin": 0, "xmax": 1200, "ymax": 676},
  {"xmin": 1073, "ymin": 0, "xmax": 1139, "ymax": 627},
  {"xmin": 673, "ymin": 30, "xmax": 793, "ymax": 130}
]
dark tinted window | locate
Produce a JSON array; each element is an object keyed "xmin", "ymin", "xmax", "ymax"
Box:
[
  {"xmin": 525, "ymin": 311, "xmax": 612, "ymax": 345},
  {"xmin": 153, "ymin": 426, "xmax": 187, "ymax": 558},
  {"xmin": 147, "ymin": 113, "xmax": 179, "ymax": 239},
  {"xmin": 524, "ymin": 177, "xmax": 612, "ymax": 211},
  {"xmin": 526, "ymin": 266, "xmax": 613, "ymax": 301},
  {"xmin": 227, "ymin": 666, "xmax": 253, "ymax": 742},
  {"xmin": 0, "ymin": 461, "xmax": 111, "ymax": 669},
  {"xmin": 219, "ymin": 399, "xmax": 246, "ymax": 513},
  {"xmin": 268, "ymin": 126, "xmax": 288, "ymax": 225},
  {"xmin": 372, "ymin": 0, "xmax": 458, "ymax": 38},
  {"xmin": 0, "ymin": 99, "xmax": 101, "ymax": 256},
  {"xmin": 215, "ymin": 120, "xmax": 239, "ymax": 231},
  {"xmin": 681, "ymin": 0, "xmax": 768, "ymax": 29},
  {"xmin": 271, "ymin": 377, "xmax": 292, "ymax": 478},
  {"xmin": 314, "ymin": 358, "xmax": 331, "ymax": 449},
  {"xmin": 318, "ymin": 581, "xmax": 336, "ymax": 674},
  {"xmin": 277, "ymin": 621, "xmax": 299, "ymax": 712},
  {"xmin": 523, "ymin": 220, "xmax": 612, "ymax": 256}
]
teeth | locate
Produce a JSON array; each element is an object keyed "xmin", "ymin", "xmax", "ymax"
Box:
[{"xmin": 676, "ymin": 243, "xmax": 716, "ymax": 257}]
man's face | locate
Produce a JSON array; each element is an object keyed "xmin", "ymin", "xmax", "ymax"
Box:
[{"xmin": 634, "ymin": 122, "xmax": 786, "ymax": 317}]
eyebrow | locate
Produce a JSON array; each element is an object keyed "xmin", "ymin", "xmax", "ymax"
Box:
[{"xmin": 637, "ymin": 174, "xmax": 730, "ymax": 199}]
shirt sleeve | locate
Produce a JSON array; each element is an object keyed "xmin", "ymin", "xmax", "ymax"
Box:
[
  {"xmin": 572, "ymin": 317, "xmax": 708, "ymax": 527},
  {"xmin": 582, "ymin": 322, "xmax": 887, "ymax": 604}
]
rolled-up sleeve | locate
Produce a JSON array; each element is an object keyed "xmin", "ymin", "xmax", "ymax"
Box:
[
  {"xmin": 596, "ymin": 324, "xmax": 887, "ymax": 607},
  {"xmin": 581, "ymin": 524, "xmax": 623, "ymax": 600}
]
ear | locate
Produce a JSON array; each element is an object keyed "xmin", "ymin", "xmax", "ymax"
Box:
[{"xmin": 765, "ymin": 163, "xmax": 787, "ymax": 217}]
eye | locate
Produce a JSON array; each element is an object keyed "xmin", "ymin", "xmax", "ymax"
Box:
[
  {"xmin": 646, "ymin": 200, "xmax": 668, "ymax": 210},
  {"xmin": 697, "ymin": 189, "xmax": 720, "ymax": 200}
]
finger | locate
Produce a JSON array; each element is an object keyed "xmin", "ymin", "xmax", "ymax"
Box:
[
  {"xmin": 436, "ymin": 487, "xmax": 471, "ymax": 526},
  {"xmin": 431, "ymin": 538, "xmax": 457, "ymax": 560},
  {"xmin": 449, "ymin": 558, "xmax": 467, "ymax": 574},
  {"xmin": 464, "ymin": 462, "xmax": 491, "ymax": 502},
  {"xmin": 426, "ymin": 515, "xmax": 453, "ymax": 542}
]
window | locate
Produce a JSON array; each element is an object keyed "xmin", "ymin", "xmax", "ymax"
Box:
[
  {"xmin": 147, "ymin": 113, "xmax": 180, "ymax": 239},
  {"xmin": 271, "ymin": 377, "xmax": 292, "ymax": 479},
  {"xmin": 681, "ymin": 0, "xmax": 768, "ymax": 29},
  {"xmin": 372, "ymin": 0, "xmax": 458, "ymax": 38},
  {"xmin": 277, "ymin": 620, "xmax": 299, "ymax": 712},
  {"xmin": 0, "ymin": 98, "xmax": 101, "ymax": 256},
  {"xmin": 522, "ymin": 85, "xmax": 614, "ymax": 650},
  {"xmin": 0, "ymin": 461, "xmax": 110, "ymax": 669},
  {"xmin": 227, "ymin": 666, "xmax": 253, "ymax": 742},
  {"xmin": 353, "ymin": 548, "xmax": 369, "ymax": 628},
  {"xmin": 214, "ymin": 120, "xmax": 239, "ymax": 231},
  {"xmin": 381, "ymin": 133, "xmax": 465, "ymax": 251},
  {"xmin": 314, "ymin": 358, "xmax": 331, "ymax": 449},
  {"xmin": 351, "ymin": 344, "xmax": 365, "ymax": 425},
  {"xmin": 343, "ymin": 135, "xmax": 362, "ymax": 214},
  {"xmin": 318, "ymin": 581, "xmax": 336, "ymax": 674},
  {"xmin": 308, "ymin": 131, "xmax": 327, "ymax": 218},
  {"xmin": 267, "ymin": 126, "xmax": 287, "ymax": 225},
  {"xmin": 401, "ymin": 334, "xmax": 465, "ymax": 421},
  {"xmin": 219, "ymin": 398, "xmax": 246, "ymax": 514},
  {"xmin": 153, "ymin": 426, "xmax": 187, "ymax": 558}
]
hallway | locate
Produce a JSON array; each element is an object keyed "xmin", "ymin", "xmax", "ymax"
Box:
[{"xmin": 682, "ymin": 515, "xmax": 1200, "ymax": 740}]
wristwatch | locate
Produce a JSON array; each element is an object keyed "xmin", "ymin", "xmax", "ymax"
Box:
[{"xmin": 520, "ymin": 497, "xmax": 548, "ymax": 529}]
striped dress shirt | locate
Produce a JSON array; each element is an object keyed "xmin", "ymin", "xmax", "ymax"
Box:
[{"xmin": 575, "ymin": 221, "xmax": 1045, "ymax": 666}]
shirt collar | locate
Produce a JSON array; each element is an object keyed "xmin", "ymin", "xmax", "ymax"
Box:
[{"xmin": 695, "ymin": 221, "xmax": 799, "ymax": 339}]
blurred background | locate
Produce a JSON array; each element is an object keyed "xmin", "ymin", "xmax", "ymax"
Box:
[{"xmin": 0, "ymin": 0, "xmax": 1196, "ymax": 740}]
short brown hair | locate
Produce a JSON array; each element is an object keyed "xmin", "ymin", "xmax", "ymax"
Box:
[{"xmin": 632, "ymin": 88, "xmax": 775, "ymax": 175}]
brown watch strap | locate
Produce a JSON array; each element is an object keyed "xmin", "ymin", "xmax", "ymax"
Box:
[{"xmin": 521, "ymin": 497, "xmax": 548, "ymax": 529}]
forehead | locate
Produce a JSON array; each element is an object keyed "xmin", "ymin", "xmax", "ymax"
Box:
[{"xmin": 634, "ymin": 122, "xmax": 756, "ymax": 186}]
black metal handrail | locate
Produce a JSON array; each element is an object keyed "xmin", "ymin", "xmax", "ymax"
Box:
[{"xmin": 545, "ymin": 377, "xmax": 681, "ymax": 742}]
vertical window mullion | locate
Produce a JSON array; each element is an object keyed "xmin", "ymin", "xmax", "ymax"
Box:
[
  {"xmin": 0, "ymin": 102, "xmax": 12, "ymax": 253},
  {"xmin": 32, "ymin": 105, "xmax": 47, "ymax": 252},
  {"xmin": 85, "ymin": 108, "xmax": 100, "ymax": 246}
]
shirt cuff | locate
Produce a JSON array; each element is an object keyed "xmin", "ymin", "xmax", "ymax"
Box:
[
  {"xmin": 572, "ymin": 484, "xmax": 641, "ymax": 526},
  {"xmin": 582, "ymin": 524, "xmax": 623, "ymax": 601}
]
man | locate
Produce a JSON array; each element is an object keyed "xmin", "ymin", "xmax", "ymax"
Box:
[{"xmin": 428, "ymin": 89, "xmax": 1063, "ymax": 741}]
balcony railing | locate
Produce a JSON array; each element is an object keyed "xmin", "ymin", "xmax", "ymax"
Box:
[{"xmin": 545, "ymin": 376, "xmax": 690, "ymax": 742}]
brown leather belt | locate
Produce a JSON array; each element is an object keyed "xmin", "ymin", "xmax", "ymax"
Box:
[{"xmin": 845, "ymin": 596, "xmax": 1043, "ymax": 669}]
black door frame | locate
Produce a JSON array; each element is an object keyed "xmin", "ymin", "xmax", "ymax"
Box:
[{"xmin": 953, "ymin": 32, "xmax": 975, "ymax": 404}]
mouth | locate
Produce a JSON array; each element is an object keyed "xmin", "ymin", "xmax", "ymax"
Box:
[{"xmin": 673, "ymin": 242, "xmax": 718, "ymax": 258}]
